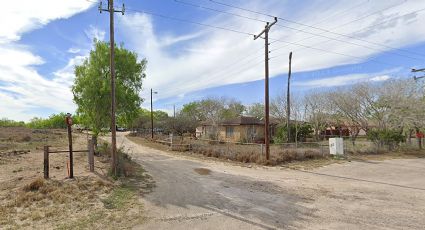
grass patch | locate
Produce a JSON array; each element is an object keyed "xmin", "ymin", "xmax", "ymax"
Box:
[
  {"xmin": 102, "ymin": 186, "xmax": 135, "ymax": 209},
  {"xmin": 57, "ymin": 211, "xmax": 107, "ymax": 230}
]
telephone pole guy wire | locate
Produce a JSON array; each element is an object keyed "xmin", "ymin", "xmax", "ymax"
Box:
[{"xmin": 99, "ymin": 0, "xmax": 125, "ymax": 177}]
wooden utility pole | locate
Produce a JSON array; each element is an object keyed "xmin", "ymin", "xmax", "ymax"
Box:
[
  {"xmin": 150, "ymin": 89, "xmax": 158, "ymax": 139},
  {"xmin": 151, "ymin": 88, "xmax": 154, "ymax": 139},
  {"xmin": 412, "ymin": 68, "xmax": 425, "ymax": 149},
  {"xmin": 99, "ymin": 0, "xmax": 125, "ymax": 176},
  {"xmin": 254, "ymin": 17, "xmax": 277, "ymax": 161},
  {"xmin": 287, "ymin": 52, "xmax": 292, "ymax": 143}
]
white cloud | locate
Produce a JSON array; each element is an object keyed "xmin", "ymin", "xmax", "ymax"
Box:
[
  {"xmin": 293, "ymin": 71, "xmax": 393, "ymax": 88},
  {"xmin": 117, "ymin": 0, "xmax": 425, "ymax": 103},
  {"xmin": 0, "ymin": 0, "xmax": 95, "ymax": 121},
  {"xmin": 67, "ymin": 47, "xmax": 81, "ymax": 54},
  {"xmin": 0, "ymin": 0, "xmax": 93, "ymax": 43},
  {"xmin": 84, "ymin": 25, "xmax": 106, "ymax": 41},
  {"xmin": 370, "ymin": 75, "xmax": 391, "ymax": 82},
  {"xmin": 2, "ymin": 0, "xmax": 425, "ymax": 120}
]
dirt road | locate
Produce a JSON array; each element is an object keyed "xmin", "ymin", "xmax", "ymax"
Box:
[{"xmin": 115, "ymin": 133, "xmax": 425, "ymax": 229}]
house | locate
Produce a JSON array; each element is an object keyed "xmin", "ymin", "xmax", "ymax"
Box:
[
  {"xmin": 321, "ymin": 124, "xmax": 368, "ymax": 139},
  {"xmin": 196, "ymin": 116, "xmax": 278, "ymax": 143}
]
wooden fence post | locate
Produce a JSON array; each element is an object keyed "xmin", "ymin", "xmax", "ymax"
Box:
[
  {"xmin": 89, "ymin": 138, "xmax": 94, "ymax": 172},
  {"xmin": 44, "ymin": 146, "xmax": 49, "ymax": 179}
]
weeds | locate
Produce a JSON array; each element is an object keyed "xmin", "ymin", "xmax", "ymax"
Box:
[
  {"xmin": 23, "ymin": 178, "xmax": 45, "ymax": 192},
  {"xmin": 102, "ymin": 186, "xmax": 135, "ymax": 209}
]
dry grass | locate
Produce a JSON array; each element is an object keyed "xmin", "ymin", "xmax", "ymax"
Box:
[
  {"xmin": 0, "ymin": 127, "xmax": 68, "ymax": 153},
  {"xmin": 128, "ymin": 135, "xmax": 326, "ymax": 167},
  {"xmin": 0, "ymin": 128, "xmax": 152, "ymax": 229},
  {"xmin": 128, "ymin": 135, "xmax": 425, "ymax": 170},
  {"xmin": 22, "ymin": 177, "xmax": 45, "ymax": 192}
]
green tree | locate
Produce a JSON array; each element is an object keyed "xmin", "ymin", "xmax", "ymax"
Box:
[
  {"xmin": 0, "ymin": 118, "xmax": 25, "ymax": 127},
  {"xmin": 72, "ymin": 40, "xmax": 146, "ymax": 136},
  {"xmin": 246, "ymin": 103, "xmax": 264, "ymax": 119},
  {"xmin": 273, "ymin": 123, "xmax": 313, "ymax": 143}
]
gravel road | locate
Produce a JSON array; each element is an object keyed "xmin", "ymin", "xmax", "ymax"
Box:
[{"xmin": 114, "ymin": 133, "xmax": 425, "ymax": 230}]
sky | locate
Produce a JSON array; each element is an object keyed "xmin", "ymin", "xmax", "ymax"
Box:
[{"xmin": 1, "ymin": 0, "xmax": 425, "ymax": 121}]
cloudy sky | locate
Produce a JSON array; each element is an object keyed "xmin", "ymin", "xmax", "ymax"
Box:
[{"xmin": 1, "ymin": 0, "xmax": 425, "ymax": 121}]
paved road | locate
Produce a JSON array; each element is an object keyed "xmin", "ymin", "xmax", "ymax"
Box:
[{"xmin": 115, "ymin": 133, "xmax": 425, "ymax": 230}]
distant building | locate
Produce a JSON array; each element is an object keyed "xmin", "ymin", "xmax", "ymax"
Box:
[{"xmin": 196, "ymin": 116, "xmax": 278, "ymax": 143}]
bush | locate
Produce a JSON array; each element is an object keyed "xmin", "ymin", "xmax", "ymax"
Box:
[
  {"xmin": 99, "ymin": 142, "xmax": 137, "ymax": 179},
  {"xmin": 23, "ymin": 178, "xmax": 45, "ymax": 192},
  {"xmin": 367, "ymin": 129, "xmax": 405, "ymax": 150}
]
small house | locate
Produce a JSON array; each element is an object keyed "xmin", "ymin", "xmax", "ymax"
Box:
[{"xmin": 196, "ymin": 116, "xmax": 277, "ymax": 143}]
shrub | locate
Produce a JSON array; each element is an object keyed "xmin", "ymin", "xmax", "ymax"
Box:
[{"xmin": 23, "ymin": 178, "xmax": 45, "ymax": 192}]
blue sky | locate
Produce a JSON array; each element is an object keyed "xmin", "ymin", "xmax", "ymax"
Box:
[{"xmin": 1, "ymin": 0, "xmax": 425, "ymax": 121}]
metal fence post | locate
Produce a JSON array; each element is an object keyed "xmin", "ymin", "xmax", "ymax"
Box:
[{"xmin": 44, "ymin": 146, "xmax": 49, "ymax": 179}]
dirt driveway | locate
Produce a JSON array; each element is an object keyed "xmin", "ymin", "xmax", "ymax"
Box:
[{"xmin": 114, "ymin": 133, "xmax": 425, "ymax": 230}]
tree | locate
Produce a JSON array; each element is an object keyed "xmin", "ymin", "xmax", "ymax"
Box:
[
  {"xmin": 246, "ymin": 103, "xmax": 264, "ymax": 119},
  {"xmin": 304, "ymin": 91, "xmax": 332, "ymax": 141},
  {"xmin": 72, "ymin": 40, "xmax": 146, "ymax": 136},
  {"xmin": 221, "ymin": 99, "xmax": 245, "ymax": 119},
  {"xmin": 170, "ymin": 112, "xmax": 197, "ymax": 135},
  {"xmin": 270, "ymin": 94, "xmax": 287, "ymax": 122}
]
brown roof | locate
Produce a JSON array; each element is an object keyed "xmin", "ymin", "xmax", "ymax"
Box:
[
  {"xmin": 220, "ymin": 116, "xmax": 263, "ymax": 125},
  {"xmin": 200, "ymin": 116, "xmax": 280, "ymax": 126}
]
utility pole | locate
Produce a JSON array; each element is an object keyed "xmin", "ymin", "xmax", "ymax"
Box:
[
  {"xmin": 412, "ymin": 68, "xmax": 425, "ymax": 149},
  {"xmin": 254, "ymin": 17, "xmax": 277, "ymax": 161},
  {"xmin": 412, "ymin": 68, "xmax": 425, "ymax": 80},
  {"xmin": 150, "ymin": 89, "xmax": 158, "ymax": 139},
  {"xmin": 99, "ymin": 0, "xmax": 124, "ymax": 176},
  {"xmin": 287, "ymin": 52, "xmax": 292, "ymax": 143}
]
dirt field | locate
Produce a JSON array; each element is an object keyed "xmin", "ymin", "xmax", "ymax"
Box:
[
  {"xmin": 117, "ymin": 132, "xmax": 425, "ymax": 229},
  {"xmin": 0, "ymin": 128, "xmax": 150, "ymax": 229},
  {"xmin": 2, "ymin": 129, "xmax": 425, "ymax": 229}
]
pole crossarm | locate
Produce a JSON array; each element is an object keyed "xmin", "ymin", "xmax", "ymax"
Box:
[
  {"xmin": 254, "ymin": 17, "xmax": 277, "ymax": 40},
  {"xmin": 99, "ymin": 1, "xmax": 125, "ymax": 14},
  {"xmin": 412, "ymin": 68, "xmax": 425, "ymax": 80}
]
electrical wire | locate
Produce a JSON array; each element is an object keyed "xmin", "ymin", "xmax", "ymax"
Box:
[
  {"xmin": 126, "ymin": 8, "xmax": 255, "ymax": 36},
  {"xmin": 174, "ymin": 0, "xmax": 424, "ymax": 62},
  {"xmin": 208, "ymin": 0, "xmax": 425, "ymax": 58}
]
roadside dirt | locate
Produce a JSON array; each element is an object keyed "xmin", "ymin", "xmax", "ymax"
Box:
[
  {"xmin": 116, "ymin": 132, "xmax": 425, "ymax": 229},
  {"xmin": 0, "ymin": 129, "xmax": 147, "ymax": 229}
]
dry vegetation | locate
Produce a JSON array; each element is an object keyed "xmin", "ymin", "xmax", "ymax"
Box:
[
  {"xmin": 0, "ymin": 127, "xmax": 153, "ymax": 229},
  {"xmin": 128, "ymin": 134, "xmax": 425, "ymax": 169},
  {"xmin": 128, "ymin": 135, "xmax": 327, "ymax": 166}
]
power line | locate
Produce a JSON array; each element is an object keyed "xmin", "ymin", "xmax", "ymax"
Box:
[
  {"xmin": 208, "ymin": 0, "xmax": 425, "ymax": 59},
  {"xmin": 121, "ymin": 5, "xmax": 405, "ymax": 73},
  {"xmin": 175, "ymin": 0, "xmax": 424, "ymax": 62},
  {"xmin": 268, "ymin": 37, "xmax": 396, "ymax": 68},
  {"xmin": 164, "ymin": 53, "xmax": 265, "ymax": 96},
  {"xmin": 308, "ymin": 0, "xmax": 370, "ymax": 26},
  {"xmin": 120, "ymin": 4, "xmax": 421, "ymax": 66},
  {"xmin": 272, "ymin": 6, "xmax": 425, "ymax": 59},
  {"xmin": 126, "ymin": 8, "xmax": 255, "ymax": 36}
]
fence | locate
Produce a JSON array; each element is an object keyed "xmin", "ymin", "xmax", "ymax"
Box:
[
  {"xmin": 140, "ymin": 133, "xmax": 424, "ymax": 164},
  {"xmin": 186, "ymin": 138, "xmax": 330, "ymax": 164},
  {"xmin": 43, "ymin": 136, "xmax": 95, "ymax": 179}
]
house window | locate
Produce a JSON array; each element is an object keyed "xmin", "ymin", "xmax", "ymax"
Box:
[{"xmin": 226, "ymin": 127, "xmax": 234, "ymax": 138}]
